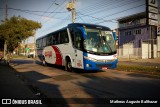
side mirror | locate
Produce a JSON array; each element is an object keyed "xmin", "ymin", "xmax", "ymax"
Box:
[
  {"xmin": 83, "ymin": 40, "xmax": 86, "ymax": 48},
  {"xmin": 112, "ymin": 32, "xmax": 117, "ymax": 41}
]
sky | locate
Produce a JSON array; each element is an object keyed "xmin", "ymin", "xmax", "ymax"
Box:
[{"xmin": 0, "ymin": 0, "xmax": 156, "ymax": 43}]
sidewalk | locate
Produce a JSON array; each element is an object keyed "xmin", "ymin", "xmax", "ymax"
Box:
[
  {"xmin": 0, "ymin": 61, "xmax": 48, "ymax": 107},
  {"xmin": 0, "ymin": 62, "xmax": 49, "ymax": 107},
  {"xmin": 0, "ymin": 62, "xmax": 37, "ymax": 99}
]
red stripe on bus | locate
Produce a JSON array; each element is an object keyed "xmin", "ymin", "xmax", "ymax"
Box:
[{"xmin": 52, "ymin": 46, "xmax": 62, "ymax": 65}]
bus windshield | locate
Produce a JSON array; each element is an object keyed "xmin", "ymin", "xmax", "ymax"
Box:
[{"xmin": 84, "ymin": 28, "xmax": 116, "ymax": 54}]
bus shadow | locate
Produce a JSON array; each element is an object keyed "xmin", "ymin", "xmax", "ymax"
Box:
[
  {"xmin": 73, "ymin": 68, "xmax": 105, "ymax": 74},
  {"xmin": 35, "ymin": 60, "xmax": 105, "ymax": 74}
]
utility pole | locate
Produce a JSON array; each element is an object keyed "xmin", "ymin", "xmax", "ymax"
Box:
[
  {"xmin": 33, "ymin": 30, "xmax": 36, "ymax": 59},
  {"xmin": 4, "ymin": 4, "xmax": 8, "ymax": 61},
  {"xmin": 66, "ymin": 0, "xmax": 76, "ymax": 23},
  {"xmin": 146, "ymin": 0, "xmax": 158, "ymax": 59},
  {"xmin": 150, "ymin": 26, "xmax": 154, "ymax": 59},
  {"xmin": 72, "ymin": 0, "xmax": 76, "ymax": 23},
  {"xmin": 5, "ymin": 4, "xmax": 8, "ymax": 20}
]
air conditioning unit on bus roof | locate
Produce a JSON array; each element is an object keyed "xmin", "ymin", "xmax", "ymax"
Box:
[{"xmin": 66, "ymin": 2, "xmax": 75, "ymax": 11}]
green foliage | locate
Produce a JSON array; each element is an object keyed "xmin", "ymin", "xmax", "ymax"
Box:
[
  {"xmin": 117, "ymin": 65, "xmax": 160, "ymax": 72},
  {"xmin": 0, "ymin": 16, "xmax": 41, "ymax": 52}
]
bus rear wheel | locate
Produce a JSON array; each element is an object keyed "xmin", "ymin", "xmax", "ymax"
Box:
[
  {"xmin": 42, "ymin": 57, "xmax": 46, "ymax": 66},
  {"xmin": 66, "ymin": 60, "xmax": 73, "ymax": 72}
]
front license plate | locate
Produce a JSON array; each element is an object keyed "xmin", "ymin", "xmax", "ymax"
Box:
[{"xmin": 102, "ymin": 67, "xmax": 108, "ymax": 70}]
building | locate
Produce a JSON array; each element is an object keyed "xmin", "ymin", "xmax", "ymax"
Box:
[{"xmin": 118, "ymin": 12, "xmax": 159, "ymax": 59}]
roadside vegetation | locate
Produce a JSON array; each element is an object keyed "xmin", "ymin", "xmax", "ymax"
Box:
[
  {"xmin": 117, "ymin": 64, "xmax": 160, "ymax": 77},
  {"xmin": 0, "ymin": 16, "xmax": 41, "ymax": 62}
]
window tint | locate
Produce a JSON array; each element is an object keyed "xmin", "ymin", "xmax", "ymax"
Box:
[
  {"xmin": 39, "ymin": 39, "xmax": 42, "ymax": 48},
  {"xmin": 47, "ymin": 35, "xmax": 52, "ymax": 46},
  {"xmin": 60, "ymin": 29, "xmax": 69, "ymax": 43},
  {"xmin": 55, "ymin": 33, "xmax": 60, "ymax": 44},
  {"xmin": 37, "ymin": 28, "xmax": 69, "ymax": 46},
  {"xmin": 69, "ymin": 27, "xmax": 83, "ymax": 50},
  {"xmin": 51, "ymin": 33, "xmax": 59, "ymax": 45},
  {"xmin": 36, "ymin": 40, "xmax": 39, "ymax": 48},
  {"xmin": 42, "ymin": 38, "xmax": 46, "ymax": 47},
  {"xmin": 52, "ymin": 34, "xmax": 56, "ymax": 45},
  {"xmin": 69, "ymin": 28, "xmax": 75, "ymax": 46},
  {"xmin": 75, "ymin": 29, "xmax": 82, "ymax": 49}
]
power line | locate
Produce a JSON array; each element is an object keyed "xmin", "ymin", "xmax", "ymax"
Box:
[
  {"xmin": 77, "ymin": 0, "xmax": 145, "ymax": 25},
  {"xmin": 79, "ymin": 0, "xmax": 137, "ymax": 16},
  {"xmin": 102, "ymin": 4, "xmax": 145, "ymax": 19},
  {"xmin": 77, "ymin": 13, "xmax": 85, "ymax": 23},
  {"xmin": 77, "ymin": 12, "xmax": 116, "ymax": 23},
  {"xmin": 95, "ymin": 4, "xmax": 145, "ymax": 24},
  {"xmin": 78, "ymin": 0, "xmax": 120, "ymax": 13},
  {"xmin": 38, "ymin": 14, "xmax": 70, "ymax": 35},
  {"xmin": 80, "ymin": 0, "xmax": 140, "ymax": 16},
  {"xmin": 77, "ymin": 3, "xmax": 145, "ymax": 25},
  {"xmin": 8, "ymin": 7, "xmax": 67, "ymax": 13},
  {"xmin": 38, "ymin": 0, "xmax": 58, "ymax": 22},
  {"xmin": 41, "ymin": 0, "xmax": 67, "ymax": 24},
  {"xmin": 9, "ymin": 8, "xmax": 69, "ymax": 21}
]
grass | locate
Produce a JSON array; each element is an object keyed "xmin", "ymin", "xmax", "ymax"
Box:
[
  {"xmin": 13, "ymin": 55, "xmax": 28, "ymax": 59},
  {"xmin": 116, "ymin": 65, "xmax": 160, "ymax": 77}
]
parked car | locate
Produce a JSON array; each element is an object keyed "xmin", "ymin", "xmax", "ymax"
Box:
[
  {"xmin": 27, "ymin": 52, "xmax": 34, "ymax": 58},
  {"xmin": 0, "ymin": 51, "xmax": 3, "ymax": 61}
]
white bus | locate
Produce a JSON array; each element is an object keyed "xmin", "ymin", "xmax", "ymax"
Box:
[{"xmin": 36, "ymin": 23, "xmax": 118, "ymax": 71}]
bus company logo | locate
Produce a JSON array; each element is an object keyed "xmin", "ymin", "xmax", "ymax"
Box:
[
  {"xmin": 2, "ymin": 99, "xmax": 11, "ymax": 104},
  {"xmin": 77, "ymin": 60, "xmax": 82, "ymax": 67},
  {"xmin": 45, "ymin": 51, "xmax": 52, "ymax": 57}
]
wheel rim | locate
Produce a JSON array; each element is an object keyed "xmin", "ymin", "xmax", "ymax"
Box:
[
  {"xmin": 42, "ymin": 60, "xmax": 45, "ymax": 65},
  {"xmin": 67, "ymin": 61, "xmax": 72, "ymax": 71}
]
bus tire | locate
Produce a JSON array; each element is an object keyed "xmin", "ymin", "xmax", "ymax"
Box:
[
  {"xmin": 66, "ymin": 58, "xmax": 73, "ymax": 72},
  {"xmin": 42, "ymin": 57, "xmax": 46, "ymax": 66}
]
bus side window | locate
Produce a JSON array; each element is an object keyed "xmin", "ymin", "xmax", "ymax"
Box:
[
  {"xmin": 74, "ymin": 28, "xmax": 83, "ymax": 50},
  {"xmin": 69, "ymin": 28, "xmax": 75, "ymax": 46},
  {"xmin": 52, "ymin": 34, "xmax": 56, "ymax": 45},
  {"xmin": 69, "ymin": 27, "xmax": 83, "ymax": 50},
  {"xmin": 56, "ymin": 33, "xmax": 60, "ymax": 44},
  {"xmin": 38, "ymin": 39, "xmax": 40, "ymax": 48},
  {"xmin": 39, "ymin": 39, "xmax": 42, "ymax": 48},
  {"xmin": 36, "ymin": 40, "xmax": 39, "ymax": 48},
  {"xmin": 47, "ymin": 35, "xmax": 52, "ymax": 46},
  {"xmin": 60, "ymin": 29, "xmax": 69, "ymax": 43},
  {"xmin": 43, "ymin": 38, "xmax": 46, "ymax": 47}
]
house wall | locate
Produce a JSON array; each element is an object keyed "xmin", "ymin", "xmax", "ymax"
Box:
[{"xmin": 119, "ymin": 26, "xmax": 150, "ymax": 48}]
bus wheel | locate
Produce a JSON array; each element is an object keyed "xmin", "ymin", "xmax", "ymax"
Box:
[
  {"xmin": 42, "ymin": 58, "xmax": 46, "ymax": 66},
  {"xmin": 66, "ymin": 60, "xmax": 72, "ymax": 72}
]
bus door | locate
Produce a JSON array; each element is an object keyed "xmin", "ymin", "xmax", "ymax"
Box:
[
  {"xmin": 71, "ymin": 27, "xmax": 84, "ymax": 69},
  {"xmin": 74, "ymin": 49, "xmax": 83, "ymax": 69}
]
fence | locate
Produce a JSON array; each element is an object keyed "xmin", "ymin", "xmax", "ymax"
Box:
[
  {"xmin": 117, "ymin": 38, "xmax": 160, "ymax": 59},
  {"xmin": 117, "ymin": 47, "xmax": 142, "ymax": 59}
]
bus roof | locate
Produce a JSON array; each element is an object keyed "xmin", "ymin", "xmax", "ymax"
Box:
[
  {"xmin": 37, "ymin": 23, "xmax": 111, "ymax": 40},
  {"xmin": 68, "ymin": 23, "xmax": 111, "ymax": 31},
  {"xmin": 37, "ymin": 27, "xmax": 67, "ymax": 40}
]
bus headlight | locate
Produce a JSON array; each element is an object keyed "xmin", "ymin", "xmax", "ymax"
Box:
[
  {"xmin": 84, "ymin": 56, "xmax": 97, "ymax": 62},
  {"xmin": 84, "ymin": 56, "xmax": 116, "ymax": 63},
  {"xmin": 113, "ymin": 54, "xmax": 117, "ymax": 59}
]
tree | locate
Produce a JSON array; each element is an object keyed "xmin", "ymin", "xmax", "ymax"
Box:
[{"xmin": 0, "ymin": 16, "xmax": 41, "ymax": 53}]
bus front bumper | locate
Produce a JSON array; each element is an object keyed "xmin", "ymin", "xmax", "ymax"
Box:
[{"xmin": 83, "ymin": 58, "xmax": 118, "ymax": 71}]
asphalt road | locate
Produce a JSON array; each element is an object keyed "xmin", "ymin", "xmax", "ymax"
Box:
[{"xmin": 10, "ymin": 58, "xmax": 160, "ymax": 106}]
